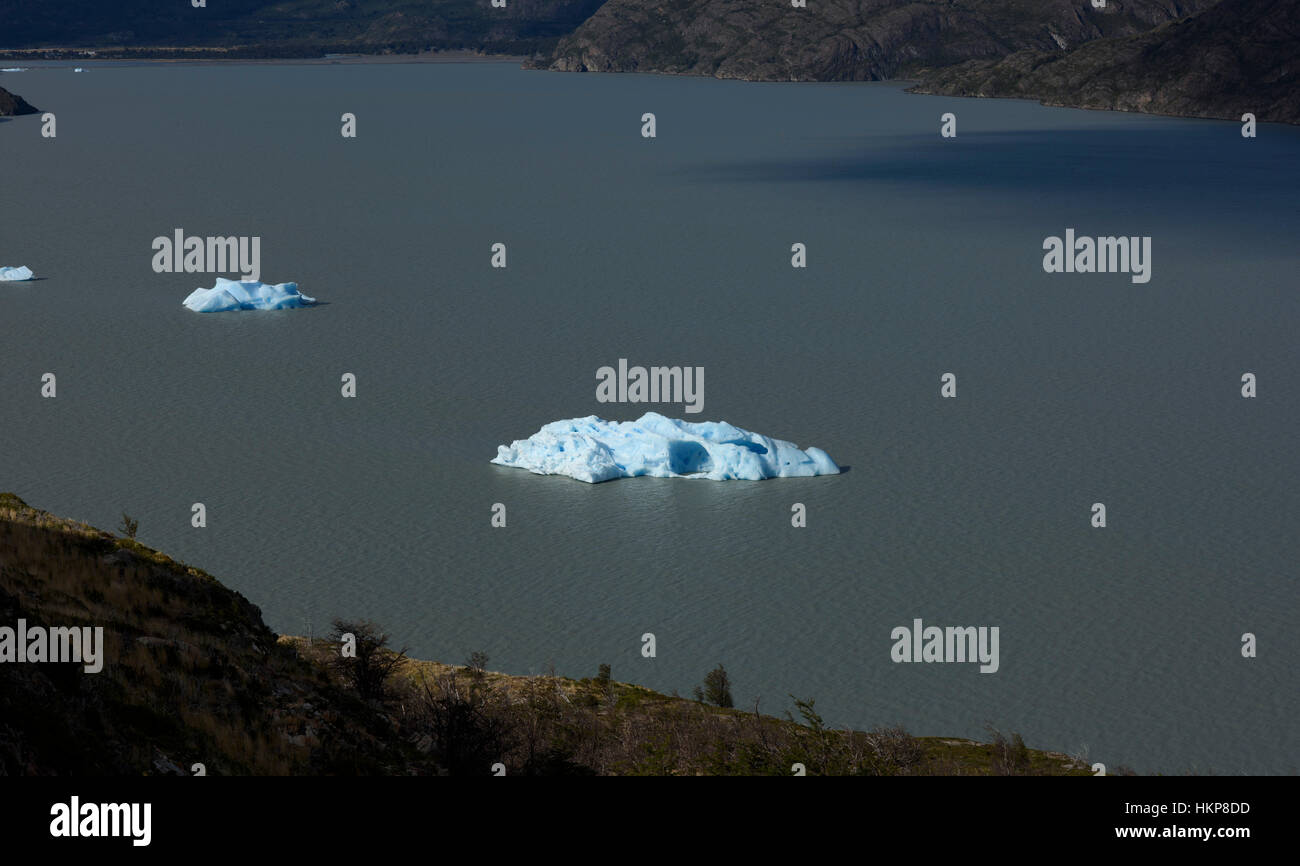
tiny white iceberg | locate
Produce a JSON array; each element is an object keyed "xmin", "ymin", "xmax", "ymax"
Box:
[
  {"xmin": 0, "ymin": 266, "xmax": 34, "ymax": 281},
  {"xmin": 492, "ymin": 412, "xmax": 841, "ymax": 483},
  {"xmin": 182, "ymin": 277, "xmax": 316, "ymax": 312}
]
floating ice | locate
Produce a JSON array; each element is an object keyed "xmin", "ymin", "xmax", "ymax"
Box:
[
  {"xmin": 491, "ymin": 412, "xmax": 840, "ymax": 483},
  {"xmin": 182, "ymin": 277, "xmax": 316, "ymax": 312},
  {"xmin": 0, "ymin": 266, "xmax": 34, "ymax": 281}
]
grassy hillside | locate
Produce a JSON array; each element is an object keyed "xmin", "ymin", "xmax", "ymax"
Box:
[{"xmin": 0, "ymin": 492, "xmax": 1093, "ymax": 775}]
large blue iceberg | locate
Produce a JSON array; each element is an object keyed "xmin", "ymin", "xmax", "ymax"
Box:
[
  {"xmin": 182, "ymin": 278, "xmax": 315, "ymax": 312},
  {"xmin": 492, "ymin": 413, "xmax": 840, "ymax": 483},
  {"xmin": 1, "ymin": 266, "xmax": 34, "ymax": 281}
]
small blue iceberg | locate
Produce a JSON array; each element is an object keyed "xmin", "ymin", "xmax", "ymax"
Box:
[
  {"xmin": 0, "ymin": 266, "xmax": 34, "ymax": 281},
  {"xmin": 182, "ymin": 278, "xmax": 316, "ymax": 313}
]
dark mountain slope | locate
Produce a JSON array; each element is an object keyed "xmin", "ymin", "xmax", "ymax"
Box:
[
  {"xmin": 914, "ymin": 0, "xmax": 1300, "ymax": 124},
  {"xmin": 0, "ymin": 0, "xmax": 609, "ymax": 55},
  {"xmin": 537, "ymin": 0, "xmax": 1218, "ymax": 81},
  {"xmin": 0, "ymin": 493, "xmax": 407, "ymax": 774}
]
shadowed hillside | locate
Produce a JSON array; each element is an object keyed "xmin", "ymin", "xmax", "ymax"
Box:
[
  {"xmin": 0, "ymin": 0, "xmax": 609, "ymax": 57},
  {"xmin": 536, "ymin": 0, "xmax": 1217, "ymax": 80},
  {"xmin": 0, "ymin": 492, "xmax": 1094, "ymax": 775},
  {"xmin": 913, "ymin": 0, "xmax": 1299, "ymax": 124},
  {"xmin": 4, "ymin": 1, "xmax": 1289, "ymax": 124}
]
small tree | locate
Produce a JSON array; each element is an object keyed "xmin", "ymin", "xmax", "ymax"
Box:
[
  {"xmin": 416, "ymin": 670, "xmax": 512, "ymax": 776},
  {"xmin": 596, "ymin": 663, "xmax": 614, "ymax": 703},
  {"xmin": 119, "ymin": 513, "xmax": 139, "ymax": 540},
  {"xmin": 987, "ymin": 725, "xmax": 1031, "ymax": 775},
  {"xmin": 329, "ymin": 618, "xmax": 407, "ymax": 702},
  {"xmin": 697, "ymin": 664, "xmax": 734, "ymax": 708},
  {"xmin": 786, "ymin": 695, "xmax": 838, "ymax": 772},
  {"xmin": 466, "ymin": 650, "xmax": 490, "ymax": 673}
]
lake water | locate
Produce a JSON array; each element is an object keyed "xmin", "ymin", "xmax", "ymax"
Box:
[{"xmin": 2, "ymin": 60, "xmax": 1296, "ymax": 774}]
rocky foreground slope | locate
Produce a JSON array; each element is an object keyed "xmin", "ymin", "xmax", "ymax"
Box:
[{"xmin": 0, "ymin": 492, "xmax": 1092, "ymax": 775}]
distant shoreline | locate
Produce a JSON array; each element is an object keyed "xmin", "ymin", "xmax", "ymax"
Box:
[
  {"xmin": 2, "ymin": 45, "xmax": 1284, "ymax": 127},
  {"xmin": 0, "ymin": 48, "xmax": 526, "ymax": 67}
]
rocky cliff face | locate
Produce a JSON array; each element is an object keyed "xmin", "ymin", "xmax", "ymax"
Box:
[
  {"xmin": 537, "ymin": 0, "xmax": 1217, "ymax": 81},
  {"xmin": 913, "ymin": 0, "xmax": 1299, "ymax": 124},
  {"xmin": 0, "ymin": 85, "xmax": 38, "ymax": 116}
]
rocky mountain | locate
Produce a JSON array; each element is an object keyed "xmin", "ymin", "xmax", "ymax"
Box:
[
  {"xmin": 3, "ymin": 1, "xmax": 1293, "ymax": 124},
  {"xmin": 0, "ymin": 0, "xmax": 608, "ymax": 57},
  {"xmin": 913, "ymin": 0, "xmax": 1299, "ymax": 124},
  {"xmin": 537, "ymin": 0, "xmax": 1217, "ymax": 80},
  {"xmin": 0, "ymin": 85, "xmax": 38, "ymax": 116}
]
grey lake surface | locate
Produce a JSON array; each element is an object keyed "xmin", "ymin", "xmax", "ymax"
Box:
[{"xmin": 2, "ymin": 60, "xmax": 1296, "ymax": 774}]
